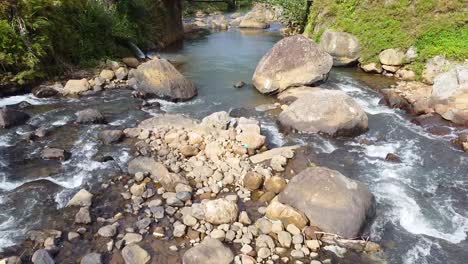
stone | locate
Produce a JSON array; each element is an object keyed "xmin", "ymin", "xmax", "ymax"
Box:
[
  {"xmin": 68, "ymin": 232, "xmax": 80, "ymax": 241},
  {"xmin": 203, "ymin": 198, "xmax": 238, "ymax": 225},
  {"xmin": 422, "ymin": 55, "xmax": 452, "ymax": 84},
  {"xmin": 379, "ymin": 48, "xmax": 406, "ymax": 66},
  {"xmin": 243, "ymin": 172, "xmax": 264, "ymax": 191},
  {"xmin": 0, "ymin": 108, "xmax": 30, "ymax": 128},
  {"xmin": 122, "ymin": 244, "xmax": 150, "ymax": 264},
  {"xmin": 115, "ymin": 67, "xmax": 129, "ymax": 80},
  {"xmin": 41, "ymin": 148, "xmax": 70, "ymax": 161},
  {"xmin": 210, "ymin": 229, "xmax": 225, "ymax": 240},
  {"xmin": 135, "ymin": 218, "xmax": 152, "ymax": 230},
  {"xmin": 239, "ymin": 9, "xmax": 270, "ymax": 29},
  {"xmin": 32, "ymin": 84, "xmax": 59, "ymax": 98},
  {"xmin": 256, "ymin": 234, "xmax": 275, "ymax": 249},
  {"xmin": 67, "ymin": 189, "xmax": 93, "ymax": 207},
  {"xmin": 80, "ymin": 253, "xmax": 102, "ymax": 264},
  {"xmin": 253, "ymin": 35, "xmax": 333, "ymax": 94},
  {"xmin": 249, "ymin": 146, "xmax": 300, "ymax": 164},
  {"xmin": 76, "ymin": 108, "xmax": 105, "ymax": 124},
  {"xmin": 382, "ymin": 65, "xmax": 400, "ymax": 73},
  {"xmin": 130, "ymin": 183, "xmax": 146, "ymax": 196},
  {"xmin": 431, "ymin": 66, "xmax": 468, "ymax": 102},
  {"xmin": 278, "ymin": 167, "xmax": 374, "ymax": 238},
  {"xmin": 200, "ymin": 111, "xmax": 230, "ymax": 130},
  {"xmin": 63, "ymin": 79, "xmax": 90, "ymax": 95},
  {"xmin": 182, "ymin": 238, "xmax": 234, "ymax": 264},
  {"xmin": 98, "ymin": 130, "xmax": 123, "ymax": 144},
  {"xmin": 265, "ymin": 197, "xmax": 308, "ymax": 229},
  {"xmin": 32, "ymin": 249, "xmax": 54, "ymax": 264},
  {"xmin": 173, "ymin": 224, "xmax": 186, "ymax": 237},
  {"xmin": 179, "ymin": 145, "xmax": 198, "ymax": 157},
  {"xmin": 98, "ymin": 224, "xmax": 117, "ymax": 238},
  {"xmin": 100, "ymin": 69, "xmax": 115, "ymax": 81},
  {"xmin": 183, "ymin": 214, "xmax": 197, "ymax": 226},
  {"xmin": 122, "ymin": 233, "xmax": 143, "ymax": 245},
  {"xmin": 239, "ymin": 211, "xmax": 252, "ymax": 225},
  {"xmin": 278, "ymin": 89, "xmax": 368, "ymax": 136},
  {"xmin": 132, "ymin": 58, "xmax": 197, "ymax": 101},
  {"xmin": 123, "ymin": 57, "xmax": 140, "ymax": 68},
  {"xmin": 278, "ymin": 231, "xmax": 292, "ymax": 248},
  {"xmin": 264, "ymin": 176, "xmax": 287, "ymax": 194},
  {"xmin": 75, "ymin": 207, "xmax": 91, "ymax": 224},
  {"xmin": 360, "ymin": 63, "xmax": 383, "ymax": 74},
  {"xmin": 256, "ymin": 218, "xmax": 273, "ymax": 234},
  {"xmin": 271, "ymin": 155, "xmax": 287, "ymax": 172},
  {"xmin": 306, "ymin": 240, "xmax": 321, "ymax": 252},
  {"xmin": 241, "ymin": 244, "xmax": 253, "ymax": 254},
  {"xmin": 128, "ymin": 157, "xmax": 188, "ymax": 192},
  {"xmin": 396, "ymin": 69, "xmax": 416, "ymax": 81},
  {"xmin": 257, "ymin": 247, "xmax": 271, "ymax": 259},
  {"xmin": 234, "ymin": 81, "xmax": 245, "ymax": 88},
  {"xmin": 319, "ymin": 30, "xmax": 360, "ymax": 66}
]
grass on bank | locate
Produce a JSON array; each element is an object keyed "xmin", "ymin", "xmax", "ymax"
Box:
[{"xmin": 304, "ymin": 0, "xmax": 468, "ymax": 65}]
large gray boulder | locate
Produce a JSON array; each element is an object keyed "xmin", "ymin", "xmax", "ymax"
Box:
[
  {"xmin": 0, "ymin": 108, "xmax": 29, "ymax": 128},
  {"xmin": 431, "ymin": 66, "xmax": 468, "ymax": 102},
  {"xmin": 183, "ymin": 238, "xmax": 234, "ymax": 264},
  {"xmin": 253, "ymin": 35, "xmax": 333, "ymax": 94},
  {"xmin": 132, "ymin": 58, "xmax": 197, "ymax": 101},
  {"xmin": 278, "ymin": 89, "xmax": 368, "ymax": 136},
  {"xmin": 278, "ymin": 167, "xmax": 375, "ymax": 238},
  {"xmin": 319, "ymin": 30, "xmax": 360, "ymax": 66}
]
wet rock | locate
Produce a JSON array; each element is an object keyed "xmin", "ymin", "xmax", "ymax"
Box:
[
  {"xmin": 67, "ymin": 189, "xmax": 93, "ymax": 207},
  {"xmin": 123, "ymin": 57, "xmax": 140, "ymax": 68},
  {"xmin": 264, "ymin": 176, "xmax": 287, "ymax": 194},
  {"xmin": 122, "ymin": 244, "xmax": 150, "ymax": 264},
  {"xmin": 379, "ymin": 48, "xmax": 406, "ymax": 66},
  {"xmin": 75, "ymin": 207, "xmax": 91, "ymax": 224},
  {"xmin": 385, "ymin": 153, "xmax": 401, "ymax": 163},
  {"xmin": 271, "ymin": 155, "xmax": 287, "ymax": 172},
  {"xmin": 182, "ymin": 238, "xmax": 234, "ymax": 264},
  {"xmin": 122, "ymin": 233, "xmax": 143, "ymax": 245},
  {"xmin": 41, "ymin": 148, "xmax": 70, "ymax": 161},
  {"xmin": 201, "ymin": 111, "xmax": 231, "ymax": 130},
  {"xmin": 32, "ymin": 84, "xmax": 60, "ymax": 98},
  {"xmin": 80, "ymin": 253, "xmax": 102, "ymax": 264},
  {"xmin": 278, "ymin": 167, "xmax": 374, "ymax": 238},
  {"xmin": 76, "ymin": 108, "xmax": 106, "ymax": 124},
  {"xmin": 243, "ymin": 171, "xmax": 264, "ymax": 191},
  {"xmin": 360, "ymin": 63, "xmax": 383, "ymax": 74},
  {"xmin": 265, "ymin": 197, "xmax": 308, "ymax": 229},
  {"xmin": 68, "ymin": 232, "xmax": 80, "ymax": 241},
  {"xmin": 99, "ymin": 130, "xmax": 124, "ymax": 144},
  {"xmin": 63, "ymin": 79, "xmax": 91, "ymax": 95},
  {"xmin": 234, "ymin": 81, "xmax": 245, "ymax": 88},
  {"xmin": 278, "ymin": 89, "xmax": 368, "ymax": 136},
  {"xmin": 32, "ymin": 249, "xmax": 54, "ymax": 264},
  {"xmin": 98, "ymin": 224, "xmax": 117, "ymax": 238},
  {"xmin": 319, "ymin": 30, "xmax": 360, "ymax": 66},
  {"xmin": 0, "ymin": 108, "xmax": 30, "ymax": 128},
  {"xmin": 132, "ymin": 58, "xmax": 197, "ymax": 101},
  {"xmin": 115, "ymin": 67, "xmax": 129, "ymax": 80},
  {"xmin": 203, "ymin": 198, "xmax": 238, "ymax": 225},
  {"xmin": 253, "ymin": 35, "xmax": 333, "ymax": 94}
]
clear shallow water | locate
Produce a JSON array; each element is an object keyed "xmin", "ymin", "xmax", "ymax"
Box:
[{"xmin": 0, "ymin": 26, "xmax": 467, "ymax": 264}]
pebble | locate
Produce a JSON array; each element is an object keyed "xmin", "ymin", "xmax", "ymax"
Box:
[
  {"xmin": 210, "ymin": 229, "xmax": 225, "ymax": 240},
  {"xmin": 287, "ymin": 224, "xmax": 301, "ymax": 235},
  {"xmin": 291, "ymin": 249, "xmax": 305, "ymax": 259},
  {"xmin": 183, "ymin": 214, "xmax": 198, "ymax": 227},
  {"xmin": 241, "ymin": 244, "xmax": 253, "ymax": 254},
  {"xmin": 98, "ymin": 224, "xmax": 117, "ymax": 238},
  {"xmin": 257, "ymin": 247, "xmax": 271, "ymax": 259},
  {"xmin": 278, "ymin": 231, "xmax": 292, "ymax": 248},
  {"xmin": 173, "ymin": 224, "xmax": 186, "ymax": 237},
  {"xmin": 292, "ymin": 234, "xmax": 304, "ymax": 244}
]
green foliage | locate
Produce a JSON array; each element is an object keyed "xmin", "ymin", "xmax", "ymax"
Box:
[
  {"xmin": 305, "ymin": 0, "xmax": 468, "ymax": 64},
  {"xmin": 260, "ymin": 0, "xmax": 307, "ymax": 28}
]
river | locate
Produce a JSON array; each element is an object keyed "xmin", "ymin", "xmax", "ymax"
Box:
[{"xmin": 1, "ymin": 24, "xmax": 468, "ymax": 264}]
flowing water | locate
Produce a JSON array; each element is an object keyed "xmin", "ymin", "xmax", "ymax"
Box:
[{"xmin": 1, "ymin": 25, "xmax": 468, "ymax": 264}]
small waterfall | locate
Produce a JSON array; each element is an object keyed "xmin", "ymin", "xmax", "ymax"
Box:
[{"xmin": 128, "ymin": 42, "xmax": 146, "ymax": 59}]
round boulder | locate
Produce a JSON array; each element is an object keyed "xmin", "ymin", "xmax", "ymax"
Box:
[
  {"xmin": 203, "ymin": 198, "xmax": 238, "ymax": 225},
  {"xmin": 253, "ymin": 35, "xmax": 333, "ymax": 94},
  {"xmin": 379, "ymin": 48, "xmax": 406, "ymax": 66},
  {"xmin": 277, "ymin": 167, "xmax": 375, "ymax": 238},
  {"xmin": 278, "ymin": 89, "xmax": 368, "ymax": 136},
  {"xmin": 319, "ymin": 30, "xmax": 360, "ymax": 66}
]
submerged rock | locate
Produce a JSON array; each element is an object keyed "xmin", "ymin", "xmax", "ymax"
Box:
[
  {"xmin": 278, "ymin": 89, "xmax": 368, "ymax": 136},
  {"xmin": 182, "ymin": 238, "xmax": 233, "ymax": 264},
  {"xmin": 32, "ymin": 249, "xmax": 54, "ymax": 264},
  {"xmin": 0, "ymin": 108, "xmax": 30, "ymax": 128},
  {"xmin": 80, "ymin": 253, "xmax": 102, "ymax": 264},
  {"xmin": 76, "ymin": 108, "xmax": 105, "ymax": 124},
  {"xmin": 319, "ymin": 30, "xmax": 360, "ymax": 66},
  {"xmin": 98, "ymin": 130, "xmax": 124, "ymax": 144},
  {"xmin": 121, "ymin": 244, "xmax": 150, "ymax": 264},
  {"xmin": 278, "ymin": 167, "xmax": 375, "ymax": 238},
  {"xmin": 132, "ymin": 58, "xmax": 197, "ymax": 101},
  {"xmin": 252, "ymin": 35, "xmax": 333, "ymax": 94},
  {"xmin": 41, "ymin": 147, "xmax": 70, "ymax": 161}
]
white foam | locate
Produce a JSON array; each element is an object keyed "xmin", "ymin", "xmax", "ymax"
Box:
[
  {"xmin": 146, "ymin": 98, "xmax": 204, "ymax": 113},
  {"xmin": 261, "ymin": 121, "xmax": 285, "ymax": 147},
  {"xmin": 403, "ymin": 238, "xmax": 433, "ymax": 264},
  {"xmin": 0, "ymin": 94, "xmax": 51, "ymax": 107}
]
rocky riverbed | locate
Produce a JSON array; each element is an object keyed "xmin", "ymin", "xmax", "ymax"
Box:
[{"xmin": 1, "ymin": 5, "xmax": 468, "ymax": 264}]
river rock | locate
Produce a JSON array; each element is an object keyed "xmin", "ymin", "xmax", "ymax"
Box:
[
  {"xmin": 319, "ymin": 30, "xmax": 360, "ymax": 66},
  {"xmin": 32, "ymin": 84, "xmax": 60, "ymax": 98},
  {"xmin": 243, "ymin": 171, "xmax": 264, "ymax": 191},
  {"xmin": 278, "ymin": 89, "xmax": 368, "ymax": 136},
  {"xmin": 41, "ymin": 148, "xmax": 70, "ymax": 161},
  {"xmin": 67, "ymin": 189, "xmax": 93, "ymax": 207},
  {"xmin": 277, "ymin": 167, "xmax": 374, "ymax": 238},
  {"xmin": 252, "ymin": 35, "xmax": 333, "ymax": 94},
  {"xmin": 239, "ymin": 9, "xmax": 269, "ymax": 29},
  {"xmin": 98, "ymin": 224, "xmax": 117, "ymax": 238},
  {"xmin": 128, "ymin": 157, "xmax": 188, "ymax": 191},
  {"xmin": 80, "ymin": 253, "xmax": 102, "ymax": 264},
  {"xmin": 0, "ymin": 108, "xmax": 30, "ymax": 128},
  {"xmin": 75, "ymin": 207, "xmax": 91, "ymax": 224},
  {"xmin": 431, "ymin": 66, "xmax": 468, "ymax": 102},
  {"xmin": 115, "ymin": 67, "xmax": 128, "ymax": 80},
  {"xmin": 379, "ymin": 48, "xmax": 406, "ymax": 66},
  {"xmin": 32, "ymin": 249, "xmax": 54, "ymax": 264},
  {"xmin": 200, "ymin": 111, "xmax": 230, "ymax": 130},
  {"xmin": 396, "ymin": 69, "xmax": 416, "ymax": 81},
  {"xmin": 122, "ymin": 244, "xmax": 150, "ymax": 264},
  {"xmin": 132, "ymin": 58, "xmax": 197, "ymax": 101},
  {"xmin": 98, "ymin": 130, "xmax": 123, "ymax": 144},
  {"xmin": 100, "ymin": 70, "xmax": 115, "ymax": 81},
  {"xmin": 182, "ymin": 238, "xmax": 234, "ymax": 264},
  {"xmin": 265, "ymin": 197, "xmax": 308, "ymax": 229},
  {"xmin": 421, "ymin": 55, "xmax": 452, "ymax": 84},
  {"xmin": 360, "ymin": 63, "xmax": 383, "ymax": 74},
  {"xmin": 203, "ymin": 198, "xmax": 238, "ymax": 225},
  {"xmin": 63, "ymin": 79, "xmax": 90, "ymax": 95},
  {"xmin": 123, "ymin": 57, "xmax": 140, "ymax": 68},
  {"xmin": 76, "ymin": 108, "xmax": 105, "ymax": 124}
]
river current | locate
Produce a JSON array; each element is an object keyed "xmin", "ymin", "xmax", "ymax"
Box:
[{"xmin": 1, "ymin": 25, "xmax": 467, "ymax": 264}]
